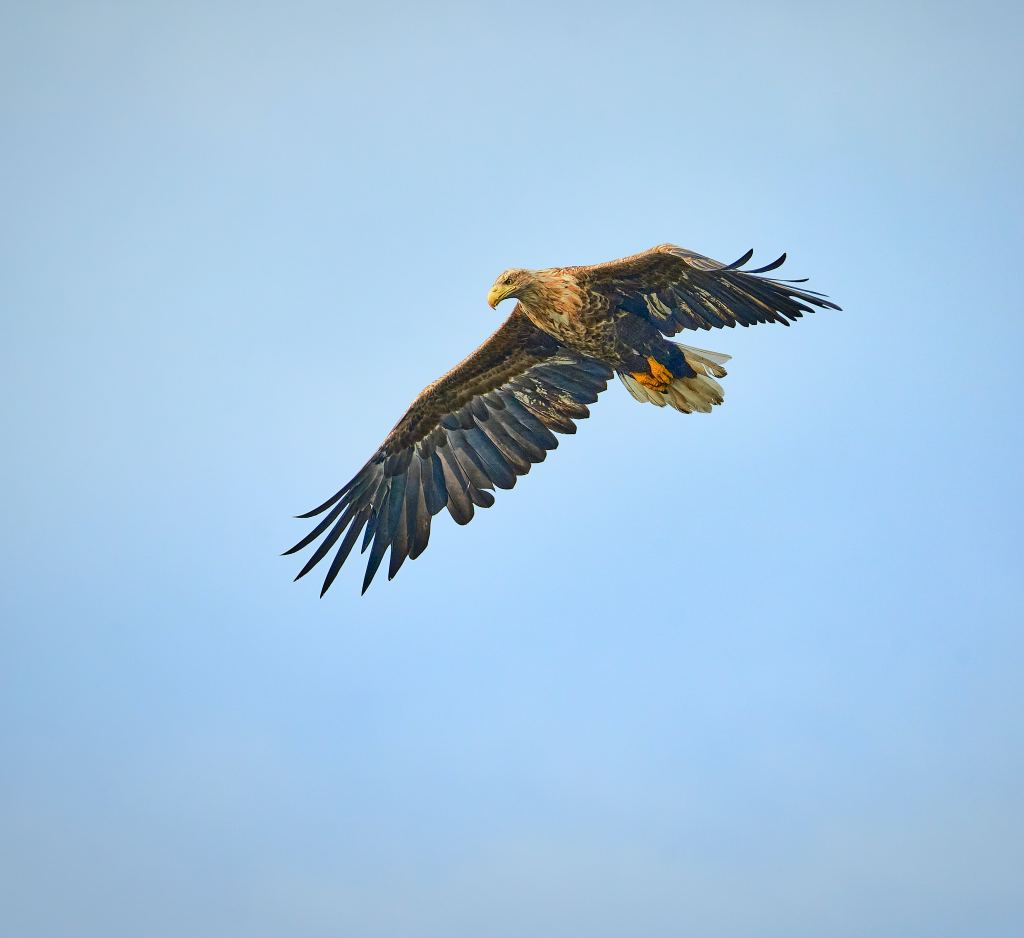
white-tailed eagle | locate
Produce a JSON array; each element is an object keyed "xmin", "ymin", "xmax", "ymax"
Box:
[{"xmin": 286, "ymin": 244, "xmax": 839, "ymax": 594}]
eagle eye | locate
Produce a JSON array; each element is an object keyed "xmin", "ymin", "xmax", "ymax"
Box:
[{"xmin": 503, "ymin": 275, "xmax": 514, "ymax": 285}]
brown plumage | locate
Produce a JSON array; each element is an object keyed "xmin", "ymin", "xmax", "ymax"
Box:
[{"xmin": 286, "ymin": 243, "xmax": 840, "ymax": 594}]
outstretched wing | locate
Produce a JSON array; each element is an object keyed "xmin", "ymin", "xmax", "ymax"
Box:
[
  {"xmin": 578, "ymin": 243, "xmax": 840, "ymax": 333},
  {"xmin": 286, "ymin": 307, "xmax": 613, "ymax": 595}
]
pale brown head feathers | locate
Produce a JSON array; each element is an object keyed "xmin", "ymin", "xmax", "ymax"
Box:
[{"xmin": 487, "ymin": 268, "xmax": 533, "ymax": 309}]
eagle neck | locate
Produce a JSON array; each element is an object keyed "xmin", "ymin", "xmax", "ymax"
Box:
[{"xmin": 519, "ymin": 269, "xmax": 584, "ymax": 330}]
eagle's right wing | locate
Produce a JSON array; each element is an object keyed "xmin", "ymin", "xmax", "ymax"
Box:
[{"xmin": 286, "ymin": 307, "xmax": 613, "ymax": 595}]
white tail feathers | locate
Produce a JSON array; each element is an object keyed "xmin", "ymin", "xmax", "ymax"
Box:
[{"xmin": 618, "ymin": 342, "xmax": 730, "ymax": 414}]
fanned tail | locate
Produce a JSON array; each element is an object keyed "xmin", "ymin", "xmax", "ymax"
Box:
[{"xmin": 618, "ymin": 342, "xmax": 729, "ymax": 414}]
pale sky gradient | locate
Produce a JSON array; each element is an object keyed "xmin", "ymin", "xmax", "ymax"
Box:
[{"xmin": 2, "ymin": 2, "xmax": 1022, "ymax": 936}]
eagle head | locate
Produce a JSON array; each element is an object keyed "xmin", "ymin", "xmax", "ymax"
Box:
[{"xmin": 487, "ymin": 269, "xmax": 532, "ymax": 309}]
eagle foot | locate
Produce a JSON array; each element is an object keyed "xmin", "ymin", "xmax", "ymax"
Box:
[{"xmin": 631, "ymin": 357, "xmax": 674, "ymax": 393}]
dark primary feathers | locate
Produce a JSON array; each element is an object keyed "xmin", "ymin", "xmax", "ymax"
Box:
[
  {"xmin": 285, "ymin": 309, "xmax": 612, "ymax": 595},
  {"xmin": 287, "ymin": 245, "xmax": 839, "ymax": 594},
  {"xmin": 578, "ymin": 243, "xmax": 840, "ymax": 332}
]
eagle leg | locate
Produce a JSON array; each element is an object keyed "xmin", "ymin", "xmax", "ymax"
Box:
[{"xmin": 630, "ymin": 356, "xmax": 674, "ymax": 393}]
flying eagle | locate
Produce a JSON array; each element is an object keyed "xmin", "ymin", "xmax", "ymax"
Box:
[{"xmin": 286, "ymin": 243, "xmax": 839, "ymax": 594}]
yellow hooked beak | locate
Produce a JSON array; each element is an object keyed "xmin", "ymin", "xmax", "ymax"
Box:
[{"xmin": 487, "ymin": 285, "xmax": 505, "ymax": 309}]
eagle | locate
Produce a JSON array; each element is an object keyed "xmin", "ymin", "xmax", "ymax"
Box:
[{"xmin": 286, "ymin": 243, "xmax": 839, "ymax": 595}]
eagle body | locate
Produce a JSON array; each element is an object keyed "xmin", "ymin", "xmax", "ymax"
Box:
[
  {"xmin": 507, "ymin": 266, "xmax": 653, "ymax": 368},
  {"xmin": 287, "ymin": 243, "xmax": 839, "ymax": 594}
]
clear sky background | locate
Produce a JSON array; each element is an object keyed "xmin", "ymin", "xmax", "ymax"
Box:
[{"xmin": 2, "ymin": 2, "xmax": 1022, "ymax": 936}]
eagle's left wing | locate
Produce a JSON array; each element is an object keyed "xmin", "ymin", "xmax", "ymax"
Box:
[
  {"xmin": 286, "ymin": 307, "xmax": 613, "ymax": 595},
  {"xmin": 577, "ymin": 243, "xmax": 840, "ymax": 334}
]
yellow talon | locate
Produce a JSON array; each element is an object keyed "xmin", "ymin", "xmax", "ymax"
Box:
[{"xmin": 631, "ymin": 356, "xmax": 674, "ymax": 392}]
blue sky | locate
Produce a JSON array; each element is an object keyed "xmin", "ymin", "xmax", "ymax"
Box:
[{"xmin": 2, "ymin": 2, "xmax": 1022, "ymax": 935}]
